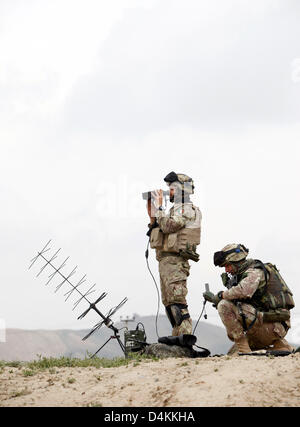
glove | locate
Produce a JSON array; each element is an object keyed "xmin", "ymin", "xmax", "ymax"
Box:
[
  {"xmin": 203, "ymin": 291, "xmax": 223, "ymax": 307},
  {"xmin": 221, "ymin": 273, "xmax": 229, "ymax": 287}
]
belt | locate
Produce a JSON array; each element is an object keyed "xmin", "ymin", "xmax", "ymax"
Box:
[{"xmin": 160, "ymin": 252, "xmax": 181, "ymax": 258}]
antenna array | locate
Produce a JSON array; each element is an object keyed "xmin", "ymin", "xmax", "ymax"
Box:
[{"xmin": 29, "ymin": 240, "xmax": 127, "ymax": 357}]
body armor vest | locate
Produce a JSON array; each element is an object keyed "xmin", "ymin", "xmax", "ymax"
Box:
[{"xmin": 150, "ymin": 206, "xmax": 201, "ymax": 255}]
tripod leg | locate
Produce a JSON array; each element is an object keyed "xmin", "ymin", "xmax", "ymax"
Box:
[
  {"xmin": 116, "ymin": 335, "xmax": 126, "ymax": 355},
  {"xmin": 90, "ymin": 336, "xmax": 113, "ymax": 359}
]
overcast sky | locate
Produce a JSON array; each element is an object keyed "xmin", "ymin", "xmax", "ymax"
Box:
[{"xmin": 1, "ymin": 0, "xmax": 300, "ymax": 344}]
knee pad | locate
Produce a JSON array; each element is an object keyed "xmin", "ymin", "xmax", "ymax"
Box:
[{"xmin": 166, "ymin": 304, "xmax": 190, "ymax": 327}]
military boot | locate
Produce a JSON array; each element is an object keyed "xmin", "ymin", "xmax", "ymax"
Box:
[
  {"xmin": 272, "ymin": 339, "xmax": 293, "ymax": 352},
  {"xmin": 235, "ymin": 336, "xmax": 252, "ymax": 354}
]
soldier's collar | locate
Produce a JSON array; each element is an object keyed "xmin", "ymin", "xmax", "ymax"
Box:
[{"xmin": 236, "ymin": 258, "xmax": 255, "ymax": 275}]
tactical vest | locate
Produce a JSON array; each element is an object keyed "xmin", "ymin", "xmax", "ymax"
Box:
[
  {"xmin": 244, "ymin": 260, "xmax": 295, "ymax": 312},
  {"xmin": 150, "ymin": 206, "xmax": 201, "ymax": 254}
]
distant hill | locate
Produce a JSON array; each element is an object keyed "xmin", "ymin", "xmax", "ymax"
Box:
[{"xmin": 0, "ymin": 314, "xmax": 233, "ymax": 362}]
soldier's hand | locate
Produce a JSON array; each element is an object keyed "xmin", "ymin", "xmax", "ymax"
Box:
[
  {"xmin": 147, "ymin": 199, "xmax": 157, "ymax": 220},
  {"xmin": 153, "ymin": 189, "xmax": 163, "ymax": 207},
  {"xmin": 203, "ymin": 291, "xmax": 216, "ymax": 303},
  {"xmin": 221, "ymin": 272, "xmax": 229, "ymax": 287},
  {"xmin": 203, "ymin": 291, "xmax": 223, "ymax": 307}
]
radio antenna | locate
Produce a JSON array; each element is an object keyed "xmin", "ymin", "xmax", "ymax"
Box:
[{"xmin": 29, "ymin": 240, "xmax": 127, "ymax": 357}]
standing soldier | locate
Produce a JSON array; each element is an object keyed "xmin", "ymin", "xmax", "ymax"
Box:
[
  {"xmin": 203, "ymin": 244, "xmax": 295, "ymax": 354},
  {"xmin": 147, "ymin": 172, "xmax": 202, "ymax": 337}
]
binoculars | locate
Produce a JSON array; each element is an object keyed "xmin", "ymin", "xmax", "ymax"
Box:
[{"xmin": 142, "ymin": 190, "xmax": 170, "ymax": 201}]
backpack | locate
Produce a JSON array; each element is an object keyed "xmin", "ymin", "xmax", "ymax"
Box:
[{"xmin": 253, "ymin": 261, "xmax": 295, "ymax": 312}]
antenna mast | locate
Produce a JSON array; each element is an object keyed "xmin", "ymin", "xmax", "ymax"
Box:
[{"xmin": 29, "ymin": 240, "xmax": 128, "ymax": 357}]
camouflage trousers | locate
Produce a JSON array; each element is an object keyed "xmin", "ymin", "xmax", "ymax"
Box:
[
  {"xmin": 158, "ymin": 255, "xmax": 192, "ymax": 336},
  {"xmin": 218, "ymin": 299, "xmax": 291, "ymax": 352}
]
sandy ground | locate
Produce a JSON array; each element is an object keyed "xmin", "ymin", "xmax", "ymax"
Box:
[{"xmin": 1, "ymin": 353, "xmax": 300, "ymax": 407}]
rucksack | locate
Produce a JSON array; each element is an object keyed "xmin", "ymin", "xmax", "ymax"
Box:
[{"xmin": 253, "ymin": 260, "xmax": 295, "ymax": 312}]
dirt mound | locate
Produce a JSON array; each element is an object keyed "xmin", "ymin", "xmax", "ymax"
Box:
[{"xmin": 1, "ymin": 353, "xmax": 300, "ymax": 407}]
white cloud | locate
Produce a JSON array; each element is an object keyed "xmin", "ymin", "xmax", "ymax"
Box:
[
  {"xmin": 59, "ymin": 0, "xmax": 300, "ymax": 137},
  {"xmin": 0, "ymin": 0, "xmax": 300, "ymax": 334},
  {"xmin": 0, "ymin": 0, "xmax": 157, "ymax": 116}
]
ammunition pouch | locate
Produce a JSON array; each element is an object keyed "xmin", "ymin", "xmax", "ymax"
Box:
[
  {"xmin": 150, "ymin": 227, "xmax": 164, "ymax": 249},
  {"xmin": 179, "ymin": 244, "xmax": 200, "ymax": 262},
  {"xmin": 146, "ymin": 220, "xmax": 159, "ymax": 237},
  {"xmin": 262, "ymin": 309, "xmax": 290, "ymax": 323}
]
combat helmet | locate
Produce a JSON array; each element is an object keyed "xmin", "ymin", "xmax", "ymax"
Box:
[
  {"xmin": 164, "ymin": 171, "xmax": 194, "ymax": 195},
  {"xmin": 214, "ymin": 244, "xmax": 249, "ymax": 267}
]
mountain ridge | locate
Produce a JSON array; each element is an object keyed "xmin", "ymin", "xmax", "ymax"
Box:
[{"xmin": 0, "ymin": 314, "xmax": 232, "ymax": 361}]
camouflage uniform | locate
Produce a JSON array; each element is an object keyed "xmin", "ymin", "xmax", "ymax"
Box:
[
  {"xmin": 218, "ymin": 259, "xmax": 293, "ymax": 353},
  {"xmin": 155, "ymin": 202, "xmax": 202, "ymax": 336}
]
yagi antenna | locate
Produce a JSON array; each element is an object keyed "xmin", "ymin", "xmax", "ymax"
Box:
[{"xmin": 29, "ymin": 240, "xmax": 127, "ymax": 357}]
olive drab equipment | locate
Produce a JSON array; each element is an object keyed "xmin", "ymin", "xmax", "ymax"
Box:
[
  {"xmin": 252, "ymin": 261, "xmax": 295, "ymax": 313},
  {"xmin": 124, "ymin": 323, "xmax": 147, "ymax": 357}
]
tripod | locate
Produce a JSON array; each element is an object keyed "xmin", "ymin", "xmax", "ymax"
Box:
[
  {"xmin": 91, "ymin": 326, "xmax": 125, "ymax": 358},
  {"xmin": 29, "ymin": 240, "xmax": 128, "ymax": 358}
]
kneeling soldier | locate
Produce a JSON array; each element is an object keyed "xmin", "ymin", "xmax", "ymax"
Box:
[{"xmin": 203, "ymin": 244, "xmax": 295, "ymax": 354}]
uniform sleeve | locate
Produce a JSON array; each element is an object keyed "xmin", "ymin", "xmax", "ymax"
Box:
[
  {"xmin": 222, "ymin": 268, "xmax": 264, "ymax": 301},
  {"xmin": 155, "ymin": 205, "xmax": 195, "ymax": 234}
]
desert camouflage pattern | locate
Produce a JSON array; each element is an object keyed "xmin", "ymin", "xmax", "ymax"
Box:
[
  {"xmin": 153, "ymin": 200, "xmax": 201, "ymax": 337},
  {"xmin": 156, "ymin": 202, "xmax": 199, "ymax": 235},
  {"xmin": 218, "ymin": 264, "xmax": 292, "ymax": 352},
  {"xmin": 168, "ymin": 173, "xmax": 194, "ymax": 195},
  {"xmin": 172, "ymin": 315, "xmax": 193, "ymax": 336},
  {"xmin": 159, "ymin": 255, "xmax": 190, "ymax": 305},
  {"xmin": 158, "ymin": 255, "xmax": 192, "ymax": 336},
  {"xmin": 155, "ymin": 202, "xmax": 202, "ymax": 260},
  {"xmin": 222, "ymin": 267, "xmax": 264, "ymax": 301},
  {"xmin": 220, "ymin": 243, "xmax": 248, "ymax": 264},
  {"xmin": 176, "ymin": 173, "xmax": 193, "ymax": 184}
]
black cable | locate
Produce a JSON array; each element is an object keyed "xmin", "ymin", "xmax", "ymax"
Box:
[
  {"xmin": 145, "ymin": 232, "xmax": 208, "ymax": 340},
  {"xmin": 193, "ymin": 300, "xmax": 207, "ymax": 335},
  {"xmin": 145, "ymin": 237, "xmax": 160, "ymax": 339}
]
